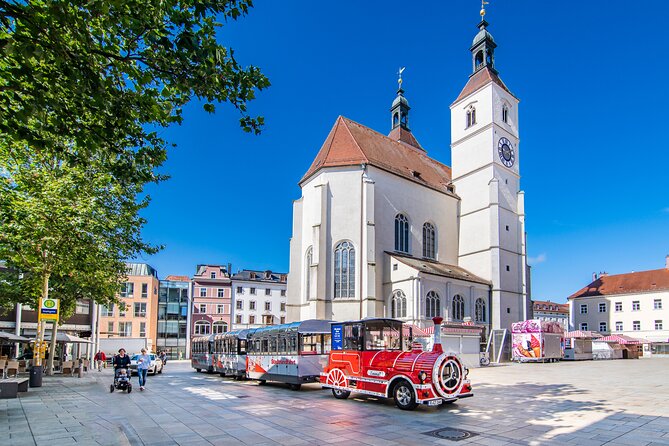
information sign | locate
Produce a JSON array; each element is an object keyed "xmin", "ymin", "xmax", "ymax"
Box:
[
  {"xmin": 332, "ymin": 324, "xmax": 343, "ymax": 350},
  {"xmin": 39, "ymin": 298, "xmax": 60, "ymax": 320}
]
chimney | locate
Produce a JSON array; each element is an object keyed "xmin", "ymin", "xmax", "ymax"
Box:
[
  {"xmin": 592, "ymin": 272, "xmax": 598, "ymax": 281},
  {"xmin": 431, "ymin": 317, "xmax": 443, "ymax": 353}
]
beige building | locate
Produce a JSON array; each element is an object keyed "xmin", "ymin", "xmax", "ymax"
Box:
[
  {"xmin": 98, "ymin": 263, "xmax": 160, "ymax": 351},
  {"xmin": 568, "ymin": 257, "xmax": 669, "ymax": 354}
]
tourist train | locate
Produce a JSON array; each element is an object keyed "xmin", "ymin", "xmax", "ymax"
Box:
[{"xmin": 191, "ymin": 317, "xmax": 472, "ymax": 410}]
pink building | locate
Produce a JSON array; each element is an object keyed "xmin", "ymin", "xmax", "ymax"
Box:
[{"xmin": 191, "ymin": 264, "xmax": 232, "ymax": 336}]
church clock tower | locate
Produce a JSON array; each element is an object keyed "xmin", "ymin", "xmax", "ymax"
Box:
[{"xmin": 450, "ymin": 11, "xmax": 530, "ymax": 330}]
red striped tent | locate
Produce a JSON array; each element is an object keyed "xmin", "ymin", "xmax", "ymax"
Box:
[
  {"xmin": 403, "ymin": 324, "xmax": 430, "ymax": 338},
  {"xmin": 564, "ymin": 330, "xmax": 602, "ymax": 339},
  {"xmin": 596, "ymin": 334, "xmax": 650, "ymax": 345}
]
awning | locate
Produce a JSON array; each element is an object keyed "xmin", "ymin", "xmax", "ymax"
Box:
[
  {"xmin": 35, "ymin": 332, "xmax": 92, "ymax": 344},
  {"xmin": 596, "ymin": 334, "xmax": 650, "ymax": 345},
  {"xmin": 403, "ymin": 324, "xmax": 430, "ymax": 337},
  {"xmin": 564, "ymin": 330, "xmax": 602, "ymax": 339},
  {"xmin": 0, "ymin": 331, "xmax": 32, "ymax": 343}
]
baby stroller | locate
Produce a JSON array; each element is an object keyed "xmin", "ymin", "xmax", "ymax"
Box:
[{"xmin": 110, "ymin": 368, "xmax": 133, "ymax": 393}]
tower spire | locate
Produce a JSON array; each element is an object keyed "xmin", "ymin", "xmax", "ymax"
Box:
[
  {"xmin": 470, "ymin": 1, "xmax": 497, "ymax": 76},
  {"xmin": 390, "ymin": 67, "xmax": 410, "ymax": 131}
]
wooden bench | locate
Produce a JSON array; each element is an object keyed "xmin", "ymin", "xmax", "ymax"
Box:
[{"xmin": 0, "ymin": 378, "xmax": 29, "ymax": 399}]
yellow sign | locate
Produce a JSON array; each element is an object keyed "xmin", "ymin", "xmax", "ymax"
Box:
[{"xmin": 39, "ymin": 298, "xmax": 60, "ymax": 320}]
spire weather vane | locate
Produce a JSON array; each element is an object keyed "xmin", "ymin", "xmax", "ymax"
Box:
[
  {"xmin": 480, "ymin": 0, "xmax": 489, "ymax": 18},
  {"xmin": 397, "ymin": 67, "xmax": 406, "ymax": 90}
]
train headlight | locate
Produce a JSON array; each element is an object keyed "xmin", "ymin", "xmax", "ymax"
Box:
[{"xmin": 418, "ymin": 370, "xmax": 428, "ymax": 383}]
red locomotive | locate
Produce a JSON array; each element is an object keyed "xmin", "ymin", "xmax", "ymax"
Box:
[{"xmin": 321, "ymin": 317, "xmax": 472, "ymax": 410}]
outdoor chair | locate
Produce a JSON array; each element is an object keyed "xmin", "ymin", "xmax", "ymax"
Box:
[
  {"xmin": 0, "ymin": 359, "xmax": 6, "ymax": 378},
  {"xmin": 83, "ymin": 359, "xmax": 90, "ymax": 372},
  {"xmin": 6, "ymin": 361, "xmax": 19, "ymax": 378},
  {"xmin": 18, "ymin": 360, "xmax": 26, "ymax": 373},
  {"xmin": 61, "ymin": 361, "xmax": 73, "ymax": 375},
  {"xmin": 72, "ymin": 361, "xmax": 80, "ymax": 375}
]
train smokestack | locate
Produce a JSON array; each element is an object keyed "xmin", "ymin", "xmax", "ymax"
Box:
[{"xmin": 432, "ymin": 317, "xmax": 443, "ymax": 353}]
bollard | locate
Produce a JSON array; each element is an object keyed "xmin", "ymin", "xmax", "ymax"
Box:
[{"xmin": 78, "ymin": 359, "xmax": 84, "ymax": 378}]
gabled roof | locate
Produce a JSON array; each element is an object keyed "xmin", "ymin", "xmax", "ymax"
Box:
[
  {"xmin": 232, "ymin": 269, "xmax": 287, "ymax": 283},
  {"xmin": 388, "ymin": 252, "xmax": 491, "ymax": 286},
  {"xmin": 387, "ymin": 126, "xmax": 424, "ymax": 151},
  {"xmin": 568, "ymin": 268, "xmax": 669, "ymax": 299},
  {"xmin": 301, "ymin": 116, "xmax": 454, "ymax": 196},
  {"xmin": 452, "ymin": 66, "xmax": 517, "ymax": 105},
  {"xmin": 164, "ymin": 275, "xmax": 190, "ymax": 282}
]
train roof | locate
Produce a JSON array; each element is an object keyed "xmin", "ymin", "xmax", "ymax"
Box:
[
  {"xmin": 248, "ymin": 319, "xmax": 333, "ymax": 336},
  {"xmin": 333, "ymin": 318, "xmax": 404, "ymax": 325},
  {"xmin": 214, "ymin": 329, "xmax": 251, "ymax": 340}
]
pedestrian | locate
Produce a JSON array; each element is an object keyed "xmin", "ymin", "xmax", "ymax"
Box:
[
  {"xmin": 94, "ymin": 350, "xmax": 107, "ymax": 372},
  {"xmin": 112, "ymin": 348, "xmax": 131, "ymax": 381},
  {"xmin": 136, "ymin": 348, "xmax": 151, "ymax": 391},
  {"xmin": 159, "ymin": 350, "xmax": 167, "ymax": 366}
]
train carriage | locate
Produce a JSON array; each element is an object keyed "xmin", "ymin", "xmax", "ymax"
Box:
[
  {"xmin": 246, "ymin": 319, "xmax": 332, "ymax": 390},
  {"xmin": 213, "ymin": 329, "xmax": 249, "ymax": 379},
  {"xmin": 321, "ymin": 317, "xmax": 473, "ymax": 410},
  {"xmin": 191, "ymin": 334, "xmax": 215, "ymax": 373}
]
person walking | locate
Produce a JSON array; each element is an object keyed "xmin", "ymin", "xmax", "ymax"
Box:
[
  {"xmin": 94, "ymin": 350, "xmax": 107, "ymax": 372},
  {"xmin": 159, "ymin": 351, "xmax": 167, "ymax": 366},
  {"xmin": 136, "ymin": 348, "xmax": 151, "ymax": 391},
  {"xmin": 112, "ymin": 348, "xmax": 131, "ymax": 381}
]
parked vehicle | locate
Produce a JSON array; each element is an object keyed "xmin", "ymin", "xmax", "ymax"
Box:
[
  {"xmin": 129, "ymin": 353, "xmax": 163, "ymax": 375},
  {"xmin": 213, "ymin": 329, "xmax": 250, "ymax": 379},
  {"xmin": 191, "ymin": 335, "xmax": 215, "ymax": 373}
]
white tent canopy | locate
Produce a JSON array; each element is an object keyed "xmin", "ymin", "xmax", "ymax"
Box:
[
  {"xmin": 36, "ymin": 332, "xmax": 92, "ymax": 344},
  {"xmin": 0, "ymin": 331, "xmax": 32, "ymax": 343}
]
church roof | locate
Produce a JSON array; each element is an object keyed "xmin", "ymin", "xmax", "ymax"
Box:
[
  {"xmin": 452, "ymin": 66, "xmax": 517, "ymax": 105},
  {"xmin": 387, "ymin": 126, "xmax": 424, "ymax": 151},
  {"xmin": 568, "ymin": 268, "xmax": 669, "ymax": 299},
  {"xmin": 388, "ymin": 252, "xmax": 492, "ymax": 286},
  {"xmin": 301, "ymin": 116, "xmax": 454, "ymax": 196}
]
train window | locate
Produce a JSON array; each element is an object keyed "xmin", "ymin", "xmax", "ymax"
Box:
[
  {"xmin": 261, "ymin": 339, "xmax": 269, "ymax": 354},
  {"xmin": 239, "ymin": 339, "xmax": 247, "ymax": 354},
  {"xmin": 287, "ymin": 335, "xmax": 297, "ymax": 354},
  {"xmin": 343, "ymin": 324, "xmax": 363, "ymax": 351},
  {"xmin": 322, "ymin": 334, "xmax": 332, "ymax": 353},
  {"xmin": 269, "ymin": 337, "xmax": 277, "ymax": 353},
  {"xmin": 278, "ymin": 337, "xmax": 286, "ymax": 354},
  {"xmin": 300, "ymin": 334, "xmax": 318, "ymax": 354},
  {"xmin": 364, "ymin": 321, "xmax": 402, "ymax": 351}
]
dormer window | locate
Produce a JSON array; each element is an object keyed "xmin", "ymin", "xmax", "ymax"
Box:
[
  {"xmin": 466, "ymin": 106, "xmax": 476, "ymax": 128},
  {"xmin": 210, "ymin": 272, "xmax": 216, "ymax": 279},
  {"xmin": 502, "ymin": 105, "xmax": 509, "ymax": 124}
]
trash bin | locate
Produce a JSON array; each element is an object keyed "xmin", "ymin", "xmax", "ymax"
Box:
[{"xmin": 30, "ymin": 365, "xmax": 43, "ymax": 388}]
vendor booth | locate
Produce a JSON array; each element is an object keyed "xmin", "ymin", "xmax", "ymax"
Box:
[
  {"xmin": 564, "ymin": 330, "xmax": 602, "ymax": 361},
  {"xmin": 425, "ymin": 321, "xmax": 485, "ymax": 368},
  {"xmin": 596, "ymin": 334, "xmax": 649, "ymax": 359},
  {"xmin": 511, "ymin": 320, "xmax": 564, "ymax": 362}
]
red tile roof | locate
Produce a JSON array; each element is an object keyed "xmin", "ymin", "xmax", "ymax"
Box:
[
  {"xmin": 452, "ymin": 67, "xmax": 517, "ymax": 105},
  {"xmin": 165, "ymin": 275, "xmax": 190, "ymax": 282},
  {"xmin": 532, "ymin": 300, "xmax": 569, "ymax": 314},
  {"xmin": 568, "ymin": 268, "xmax": 669, "ymax": 299},
  {"xmin": 301, "ymin": 116, "xmax": 454, "ymax": 196},
  {"xmin": 387, "ymin": 126, "xmax": 424, "ymax": 151}
]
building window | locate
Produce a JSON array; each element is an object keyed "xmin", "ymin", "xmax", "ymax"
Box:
[
  {"xmin": 119, "ymin": 305, "xmax": 126, "ymax": 317},
  {"xmin": 107, "ymin": 322, "xmax": 114, "ymax": 334},
  {"xmin": 394, "ymin": 214, "xmax": 409, "ymax": 253},
  {"xmin": 264, "ymin": 301, "xmax": 271, "ymax": 311},
  {"xmin": 249, "ymin": 315, "xmax": 255, "ymax": 325},
  {"xmin": 580, "ymin": 323, "xmax": 588, "ymax": 331},
  {"xmin": 305, "ymin": 246, "xmax": 313, "ymax": 300},
  {"xmin": 281, "ymin": 290, "xmax": 286, "ymax": 297},
  {"xmin": 216, "ymin": 304, "xmax": 225, "ymax": 314},
  {"xmin": 198, "ymin": 304, "xmax": 206, "ymax": 314},
  {"xmin": 422, "ymin": 222, "xmax": 436, "ymax": 259},
  {"xmin": 236, "ymin": 300, "xmax": 243, "ymax": 310},
  {"xmin": 598, "ymin": 303, "xmax": 606, "ymax": 313},
  {"xmin": 237, "ymin": 286, "xmax": 243, "ymax": 294},
  {"xmin": 280, "ymin": 316, "xmax": 286, "ymax": 324},
  {"xmin": 615, "ymin": 302, "xmax": 622, "ymax": 312},
  {"xmin": 199, "ymin": 287, "xmax": 207, "ymax": 297},
  {"xmin": 656, "ymin": 320, "xmax": 663, "ymax": 330},
  {"xmin": 119, "ymin": 322, "xmax": 132, "ymax": 337},
  {"xmin": 133, "ymin": 303, "xmax": 147, "ymax": 317},
  {"xmin": 212, "ymin": 321, "xmax": 228, "ymax": 334},
  {"xmin": 120, "ymin": 282, "xmax": 134, "ymax": 298},
  {"xmin": 210, "ymin": 272, "xmax": 216, "ymax": 279},
  {"xmin": 194, "ymin": 321, "xmax": 210, "ymax": 335},
  {"xmin": 632, "ymin": 301, "xmax": 640, "ymax": 311},
  {"xmin": 249, "ymin": 301, "xmax": 256, "ymax": 311},
  {"xmin": 265, "ymin": 288, "xmax": 271, "ymax": 296},
  {"xmin": 100, "ymin": 304, "xmax": 114, "ymax": 317},
  {"xmin": 235, "ymin": 314, "xmax": 242, "ymax": 324},
  {"xmin": 632, "ymin": 321, "xmax": 641, "ymax": 331},
  {"xmin": 141, "ymin": 283, "xmax": 148, "ymax": 298},
  {"xmin": 139, "ymin": 322, "xmax": 146, "ymax": 338},
  {"xmin": 615, "ymin": 321, "xmax": 623, "ymax": 331},
  {"xmin": 75, "ymin": 300, "xmax": 90, "ymax": 315},
  {"xmin": 655, "ymin": 299, "xmax": 663, "ymax": 310},
  {"xmin": 263, "ymin": 315, "xmax": 273, "ymax": 325},
  {"xmin": 391, "ymin": 290, "xmax": 407, "ymax": 318},
  {"xmin": 250, "ymin": 287, "xmax": 256, "ymax": 295},
  {"xmin": 502, "ymin": 105, "xmax": 509, "ymax": 123},
  {"xmin": 215, "ymin": 288, "xmax": 224, "ymax": 298},
  {"xmin": 466, "ymin": 106, "xmax": 476, "ymax": 128},
  {"xmin": 452, "ymin": 295, "xmax": 465, "ymax": 321},
  {"xmin": 599, "ymin": 322, "xmax": 607, "ymax": 332},
  {"xmin": 580, "ymin": 304, "xmax": 588, "ymax": 314},
  {"xmin": 334, "ymin": 241, "xmax": 355, "ymax": 298},
  {"xmin": 280, "ymin": 302, "xmax": 286, "ymax": 312},
  {"xmin": 425, "ymin": 291, "xmax": 440, "ymax": 318},
  {"xmin": 475, "ymin": 298, "xmax": 487, "ymax": 323}
]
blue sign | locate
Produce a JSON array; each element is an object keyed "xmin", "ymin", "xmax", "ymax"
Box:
[{"xmin": 332, "ymin": 324, "xmax": 343, "ymax": 350}]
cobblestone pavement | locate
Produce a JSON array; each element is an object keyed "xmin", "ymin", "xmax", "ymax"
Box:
[{"xmin": 1, "ymin": 358, "xmax": 668, "ymax": 446}]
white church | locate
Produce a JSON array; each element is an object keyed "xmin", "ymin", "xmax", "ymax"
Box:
[{"xmin": 286, "ymin": 16, "xmax": 531, "ymax": 333}]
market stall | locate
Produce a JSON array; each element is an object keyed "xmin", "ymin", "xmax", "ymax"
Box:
[
  {"xmin": 596, "ymin": 334, "xmax": 649, "ymax": 359},
  {"xmin": 512, "ymin": 319, "xmax": 564, "ymax": 362},
  {"xmin": 424, "ymin": 322, "xmax": 485, "ymax": 368},
  {"xmin": 563, "ymin": 330, "xmax": 602, "ymax": 360}
]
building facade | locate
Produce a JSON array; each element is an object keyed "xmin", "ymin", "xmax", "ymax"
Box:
[
  {"xmin": 231, "ymin": 270, "xmax": 287, "ymax": 329},
  {"xmin": 98, "ymin": 263, "xmax": 160, "ymax": 351},
  {"xmin": 191, "ymin": 264, "xmax": 232, "ymax": 336},
  {"xmin": 568, "ymin": 257, "xmax": 669, "ymax": 354},
  {"xmin": 286, "ymin": 17, "xmax": 529, "ymax": 332},
  {"xmin": 157, "ymin": 275, "xmax": 192, "ymax": 360},
  {"xmin": 532, "ymin": 300, "xmax": 569, "ymax": 327}
]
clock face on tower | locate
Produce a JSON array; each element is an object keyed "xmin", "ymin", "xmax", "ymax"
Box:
[{"xmin": 497, "ymin": 137, "xmax": 515, "ymax": 168}]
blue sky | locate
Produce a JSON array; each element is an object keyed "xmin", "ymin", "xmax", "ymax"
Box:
[{"xmin": 138, "ymin": 1, "xmax": 669, "ymax": 303}]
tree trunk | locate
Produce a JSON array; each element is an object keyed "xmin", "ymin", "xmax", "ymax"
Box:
[{"xmin": 47, "ymin": 321, "xmax": 58, "ymax": 375}]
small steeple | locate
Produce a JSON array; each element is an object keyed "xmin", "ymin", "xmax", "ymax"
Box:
[
  {"xmin": 470, "ymin": 2, "xmax": 497, "ymax": 75},
  {"xmin": 390, "ymin": 67, "xmax": 410, "ymax": 131}
]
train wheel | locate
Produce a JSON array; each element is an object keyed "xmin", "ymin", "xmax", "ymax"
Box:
[
  {"xmin": 196, "ymin": 369, "xmax": 201, "ymax": 373},
  {"xmin": 258, "ymin": 380, "xmax": 266, "ymax": 385},
  {"xmin": 332, "ymin": 388, "xmax": 351, "ymax": 400},
  {"xmin": 393, "ymin": 380, "xmax": 418, "ymax": 411},
  {"xmin": 288, "ymin": 383, "xmax": 302, "ymax": 391}
]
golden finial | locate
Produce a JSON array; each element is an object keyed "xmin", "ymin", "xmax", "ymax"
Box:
[
  {"xmin": 481, "ymin": 0, "xmax": 489, "ymax": 18},
  {"xmin": 397, "ymin": 66, "xmax": 405, "ymax": 90}
]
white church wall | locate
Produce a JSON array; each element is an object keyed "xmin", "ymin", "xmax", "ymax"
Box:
[
  {"xmin": 451, "ymin": 84, "xmax": 494, "ymax": 147},
  {"xmin": 451, "ymin": 165, "xmax": 494, "ymax": 215}
]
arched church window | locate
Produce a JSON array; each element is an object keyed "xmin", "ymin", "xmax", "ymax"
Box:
[
  {"xmin": 475, "ymin": 298, "xmax": 486, "ymax": 323},
  {"xmin": 422, "ymin": 222, "xmax": 436, "ymax": 259},
  {"xmin": 466, "ymin": 106, "xmax": 476, "ymax": 128},
  {"xmin": 394, "ymin": 214, "xmax": 409, "ymax": 253},
  {"xmin": 426, "ymin": 291, "xmax": 441, "ymax": 318},
  {"xmin": 502, "ymin": 105, "xmax": 509, "ymax": 124},
  {"xmin": 305, "ymin": 246, "xmax": 313, "ymax": 300},
  {"xmin": 334, "ymin": 241, "xmax": 355, "ymax": 298},
  {"xmin": 475, "ymin": 50, "xmax": 484, "ymax": 69},
  {"xmin": 452, "ymin": 294, "xmax": 465, "ymax": 321},
  {"xmin": 393, "ymin": 112, "xmax": 399, "ymax": 127},
  {"xmin": 391, "ymin": 290, "xmax": 407, "ymax": 318},
  {"xmin": 486, "ymin": 48, "xmax": 493, "ymax": 66},
  {"xmin": 400, "ymin": 112, "xmax": 407, "ymax": 126}
]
